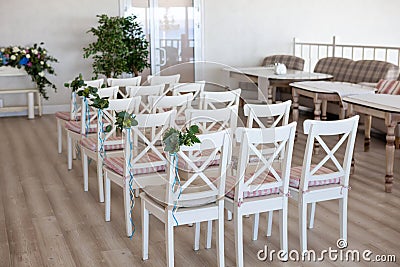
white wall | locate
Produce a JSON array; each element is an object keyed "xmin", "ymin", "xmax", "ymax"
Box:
[
  {"xmin": 202, "ymin": 0, "xmax": 400, "ymax": 84},
  {"xmin": 0, "ymin": 0, "xmax": 118, "ymax": 109},
  {"xmin": 1, "ymin": 0, "xmax": 400, "ymax": 109}
]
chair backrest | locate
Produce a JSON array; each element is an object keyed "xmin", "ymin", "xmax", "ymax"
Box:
[
  {"xmin": 148, "ymin": 94, "xmax": 194, "ymax": 127},
  {"xmin": 185, "ymin": 107, "xmax": 237, "ymax": 134},
  {"xmin": 170, "ymin": 81, "xmax": 205, "ymax": 100},
  {"xmin": 127, "ymin": 84, "xmax": 165, "ymax": 114},
  {"xmin": 69, "ymin": 78, "xmax": 104, "ymax": 120},
  {"xmin": 262, "ymin": 55, "xmax": 305, "ymax": 71},
  {"xmin": 80, "ymin": 86, "xmax": 119, "ymax": 135},
  {"xmin": 123, "ymin": 110, "xmax": 177, "ymax": 180},
  {"xmin": 199, "ymin": 88, "xmax": 241, "ymax": 110},
  {"xmin": 300, "ymin": 116, "xmax": 359, "ymax": 192},
  {"xmin": 234, "ymin": 122, "xmax": 296, "ymax": 202},
  {"xmin": 96, "ymin": 97, "xmax": 142, "ymax": 155},
  {"xmin": 107, "ymin": 77, "xmax": 142, "ymax": 98},
  {"xmin": 165, "ymin": 130, "xmax": 231, "ymax": 206},
  {"xmin": 244, "ymin": 100, "xmax": 291, "ymax": 128},
  {"xmin": 147, "ymin": 74, "xmax": 180, "ymax": 86}
]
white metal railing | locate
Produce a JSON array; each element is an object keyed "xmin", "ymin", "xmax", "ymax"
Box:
[{"xmin": 293, "ymin": 36, "xmax": 400, "ymax": 72}]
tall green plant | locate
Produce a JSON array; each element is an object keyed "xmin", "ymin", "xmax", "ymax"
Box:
[{"xmin": 83, "ymin": 14, "xmax": 150, "ymax": 78}]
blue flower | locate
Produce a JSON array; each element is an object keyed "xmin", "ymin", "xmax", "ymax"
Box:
[{"xmin": 19, "ymin": 56, "xmax": 29, "ymax": 66}]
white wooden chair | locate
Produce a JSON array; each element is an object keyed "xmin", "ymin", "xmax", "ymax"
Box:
[
  {"xmin": 285, "ymin": 116, "xmax": 359, "ymax": 254},
  {"xmin": 226, "ymin": 123, "xmax": 296, "ymax": 266},
  {"xmin": 170, "ymin": 81, "xmax": 205, "ymax": 108},
  {"xmin": 103, "ymin": 110, "xmax": 176, "ymax": 237},
  {"xmin": 140, "ymin": 130, "xmax": 231, "ymax": 267},
  {"xmin": 65, "ymin": 86, "xmax": 119, "ymax": 170},
  {"xmin": 107, "ymin": 76, "xmax": 142, "ymax": 98},
  {"xmin": 56, "ymin": 78, "xmax": 104, "ymax": 154},
  {"xmin": 199, "ymin": 88, "xmax": 241, "ymax": 110},
  {"xmin": 148, "ymin": 94, "xmax": 194, "ymax": 127},
  {"xmin": 80, "ymin": 97, "xmax": 141, "ymax": 202},
  {"xmin": 147, "ymin": 74, "xmax": 180, "ymax": 87},
  {"xmin": 127, "ymin": 84, "xmax": 165, "ymax": 114}
]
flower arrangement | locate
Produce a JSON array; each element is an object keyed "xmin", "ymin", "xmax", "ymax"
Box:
[
  {"xmin": 163, "ymin": 125, "xmax": 201, "ymax": 154},
  {"xmin": 0, "ymin": 43, "xmax": 58, "ymax": 100}
]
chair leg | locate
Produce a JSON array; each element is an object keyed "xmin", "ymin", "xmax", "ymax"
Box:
[
  {"xmin": 266, "ymin": 211, "xmax": 273, "ymax": 237},
  {"xmin": 206, "ymin": 220, "xmax": 212, "ymax": 249},
  {"xmin": 216, "ymin": 206, "xmax": 225, "ymax": 267},
  {"xmin": 299, "ymin": 200, "xmax": 308, "ymax": 254},
  {"xmin": 72, "ymin": 140, "xmax": 77, "ymax": 159},
  {"xmin": 194, "ymin": 222, "xmax": 200, "ymax": 251},
  {"xmin": 105, "ymin": 174, "xmax": 111, "ymax": 222},
  {"xmin": 67, "ymin": 133, "xmax": 72, "ymax": 170},
  {"xmin": 252, "ymin": 213, "xmax": 259, "ymax": 241},
  {"xmin": 166, "ymin": 211, "xmax": 174, "ymax": 267},
  {"xmin": 339, "ymin": 196, "xmax": 348, "ymax": 242},
  {"xmin": 279, "ymin": 200, "xmax": 288, "ymax": 261},
  {"xmin": 142, "ymin": 199, "xmax": 149, "ymax": 260},
  {"xmin": 234, "ymin": 207, "xmax": 244, "ymax": 267},
  {"xmin": 227, "ymin": 210, "xmax": 233, "ymax": 221},
  {"xmin": 308, "ymin": 202, "xmax": 316, "ymax": 229},
  {"xmin": 57, "ymin": 120, "xmax": 62, "ymax": 154},
  {"xmin": 123, "ymin": 180, "xmax": 132, "ymax": 237},
  {"xmin": 97, "ymin": 159, "xmax": 104, "ymax": 203},
  {"xmin": 82, "ymin": 152, "xmax": 89, "ymax": 192}
]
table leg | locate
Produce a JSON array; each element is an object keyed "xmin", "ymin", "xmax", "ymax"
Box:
[
  {"xmin": 321, "ymin": 100, "xmax": 327, "ymax": 120},
  {"xmin": 385, "ymin": 123, "xmax": 396, "ymax": 193},
  {"xmin": 268, "ymin": 85, "xmax": 273, "ymax": 104},
  {"xmin": 364, "ymin": 115, "xmax": 372, "ymax": 152},
  {"xmin": 37, "ymin": 91, "xmax": 42, "ymax": 116},
  {"xmin": 292, "ymin": 89, "xmax": 299, "ymax": 139},
  {"xmin": 313, "ymin": 98, "xmax": 322, "ymax": 154},
  {"xmin": 27, "ymin": 92, "xmax": 35, "ymax": 119}
]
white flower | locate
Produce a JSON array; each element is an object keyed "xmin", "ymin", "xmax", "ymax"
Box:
[
  {"xmin": 0, "ymin": 48, "xmax": 4, "ymax": 53},
  {"xmin": 21, "ymin": 50, "xmax": 26, "ymax": 54},
  {"xmin": 33, "ymin": 49, "xmax": 38, "ymax": 55},
  {"xmin": 12, "ymin": 47, "xmax": 20, "ymax": 53},
  {"xmin": 43, "ymin": 50, "xmax": 47, "ymax": 55},
  {"xmin": 38, "ymin": 71, "xmax": 45, "ymax": 77},
  {"xmin": 26, "ymin": 54, "xmax": 30, "ymax": 59},
  {"xmin": 10, "ymin": 55, "xmax": 16, "ymax": 60},
  {"xmin": 40, "ymin": 61, "xmax": 44, "ymax": 65}
]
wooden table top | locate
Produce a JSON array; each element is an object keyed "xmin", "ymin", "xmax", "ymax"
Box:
[
  {"xmin": 343, "ymin": 94, "xmax": 400, "ymax": 114},
  {"xmin": 290, "ymin": 81, "xmax": 376, "ymax": 97}
]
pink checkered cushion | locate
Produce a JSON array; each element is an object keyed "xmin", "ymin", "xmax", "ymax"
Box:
[
  {"xmin": 104, "ymin": 152, "xmax": 166, "ymax": 177},
  {"xmin": 80, "ymin": 136, "xmax": 123, "ymax": 152},
  {"xmin": 65, "ymin": 121, "xmax": 97, "ymax": 134},
  {"xmin": 288, "ymin": 165, "xmax": 341, "ymax": 189},
  {"xmin": 376, "ymin": 79, "xmax": 400, "ymax": 95},
  {"xmin": 262, "ymin": 55, "xmax": 305, "ymax": 71},
  {"xmin": 221, "ymin": 172, "xmax": 280, "ymax": 200},
  {"xmin": 314, "ymin": 57, "xmax": 354, "ymax": 82}
]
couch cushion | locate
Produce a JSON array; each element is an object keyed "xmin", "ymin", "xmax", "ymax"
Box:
[
  {"xmin": 376, "ymin": 79, "xmax": 400, "ymax": 95},
  {"xmin": 350, "ymin": 60, "xmax": 399, "ymax": 83},
  {"xmin": 262, "ymin": 55, "xmax": 305, "ymax": 71},
  {"xmin": 314, "ymin": 57, "xmax": 353, "ymax": 82}
]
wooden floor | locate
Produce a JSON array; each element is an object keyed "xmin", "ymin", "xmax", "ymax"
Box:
[{"xmin": 0, "ymin": 114, "xmax": 399, "ymax": 267}]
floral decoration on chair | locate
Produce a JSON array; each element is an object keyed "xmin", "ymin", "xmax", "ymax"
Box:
[{"xmin": 0, "ymin": 43, "xmax": 58, "ymax": 99}]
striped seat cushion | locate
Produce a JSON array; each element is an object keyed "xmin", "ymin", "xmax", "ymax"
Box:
[
  {"xmin": 56, "ymin": 111, "xmax": 72, "ymax": 121},
  {"xmin": 376, "ymin": 79, "xmax": 400, "ymax": 95},
  {"xmin": 65, "ymin": 121, "xmax": 97, "ymax": 134},
  {"xmin": 104, "ymin": 152, "xmax": 166, "ymax": 177},
  {"xmin": 217, "ymin": 172, "xmax": 280, "ymax": 200},
  {"xmin": 80, "ymin": 136, "xmax": 123, "ymax": 152},
  {"xmin": 288, "ymin": 165, "xmax": 341, "ymax": 189}
]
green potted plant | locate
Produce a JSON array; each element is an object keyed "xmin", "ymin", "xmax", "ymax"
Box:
[{"xmin": 83, "ymin": 14, "xmax": 150, "ymax": 78}]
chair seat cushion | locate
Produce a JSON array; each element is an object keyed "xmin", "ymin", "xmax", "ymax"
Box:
[
  {"xmin": 288, "ymin": 165, "xmax": 341, "ymax": 189},
  {"xmin": 65, "ymin": 121, "xmax": 97, "ymax": 134},
  {"xmin": 376, "ymin": 79, "xmax": 400, "ymax": 95},
  {"xmin": 80, "ymin": 136, "xmax": 123, "ymax": 152},
  {"xmin": 104, "ymin": 152, "xmax": 166, "ymax": 177},
  {"xmin": 56, "ymin": 111, "xmax": 76, "ymax": 121},
  {"xmin": 143, "ymin": 184, "xmax": 217, "ymax": 208}
]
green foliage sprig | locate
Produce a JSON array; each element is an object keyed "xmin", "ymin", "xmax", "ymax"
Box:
[
  {"xmin": 77, "ymin": 86, "xmax": 98, "ymax": 98},
  {"xmin": 163, "ymin": 125, "xmax": 201, "ymax": 154},
  {"xmin": 64, "ymin": 73, "xmax": 86, "ymax": 92},
  {"xmin": 115, "ymin": 111, "xmax": 138, "ymax": 131},
  {"xmin": 0, "ymin": 43, "xmax": 57, "ymax": 100},
  {"xmin": 83, "ymin": 14, "xmax": 150, "ymax": 78}
]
